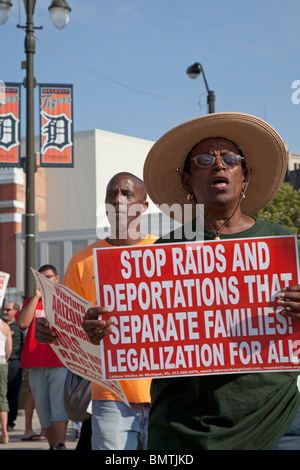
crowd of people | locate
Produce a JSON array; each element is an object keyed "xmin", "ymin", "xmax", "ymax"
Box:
[
  {"xmin": 0, "ymin": 269, "xmax": 72, "ymax": 448},
  {"xmin": 0, "ymin": 112, "xmax": 300, "ymax": 450}
]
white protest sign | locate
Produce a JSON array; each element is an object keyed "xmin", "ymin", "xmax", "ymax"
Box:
[
  {"xmin": 32, "ymin": 268, "xmax": 128, "ymax": 405},
  {"xmin": 0, "ymin": 271, "xmax": 10, "ymax": 308}
]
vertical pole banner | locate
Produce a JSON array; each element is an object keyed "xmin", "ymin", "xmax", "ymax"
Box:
[
  {"xmin": 0, "ymin": 82, "xmax": 21, "ymax": 167},
  {"xmin": 94, "ymin": 236, "xmax": 300, "ymax": 380},
  {"xmin": 39, "ymin": 84, "xmax": 74, "ymax": 167}
]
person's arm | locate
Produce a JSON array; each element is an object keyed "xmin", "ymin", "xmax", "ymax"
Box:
[
  {"xmin": 17, "ymin": 283, "xmax": 41, "ymax": 329},
  {"xmin": 2, "ymin": 322, "xmax": 12, "ymax": 360}
]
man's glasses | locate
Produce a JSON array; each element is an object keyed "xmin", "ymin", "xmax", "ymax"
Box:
[
  {"xmin": 190, "ymin": 154, "xmax": 244, "ymax": 169},
  {"xmin": 3, "ymin": 308, "xmax": 14, "ymax": 312}
]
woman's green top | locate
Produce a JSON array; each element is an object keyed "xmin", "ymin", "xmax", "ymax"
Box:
[{"xmin": 148, "ymin": 218, "xmax": 300, "ymax": 450}]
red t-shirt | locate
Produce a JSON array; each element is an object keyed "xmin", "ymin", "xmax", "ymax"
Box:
[{"xmin": 17, "ymin": 297, "xmax": 63, "ymax": 368}]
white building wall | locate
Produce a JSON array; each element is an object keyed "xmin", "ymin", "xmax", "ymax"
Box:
[
  {"xmin": 46, "ymin": 130, "xmax": 97, "ymax": 231},
  {"xmin": 287, "ymin": 151, "xmax": 300, "ymax": 171},
  {"xmin": 45, "ymin": 129, "xmax": 156, "ymax": 232}
]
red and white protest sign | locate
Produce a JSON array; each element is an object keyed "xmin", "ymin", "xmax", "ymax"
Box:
[
  {"xmin": 94, "ymin": 236, "xmax": 300, "ymax": 380},
  {"xmin": 0, "ymin": 271, "xmax": 10, "ymax": 308},
  {"xmin": 32, "ymin": 269, "xmax": 128, "ymax": 404}
]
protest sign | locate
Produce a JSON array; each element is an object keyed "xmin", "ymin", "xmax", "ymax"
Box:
[
  {"xmin": 0, "ymin": 271, "xmax": 10, "ymax": 308},
  {"xmin": 94, "ymin": 236, "xmax": 300, "ymax": 380},
  {"xmin": 32, "ymin": 269, "xmax": 128, "ymax": 404}
]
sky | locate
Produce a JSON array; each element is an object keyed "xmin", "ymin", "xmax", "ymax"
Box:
[{"xmin": 1, "ymin": 0, "xmax": 300, "ymax": 153}]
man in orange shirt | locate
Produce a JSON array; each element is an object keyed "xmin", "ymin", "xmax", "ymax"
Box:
[{"xmin": 35, "ymin": 172, "xmax": 158, "ymax": 450}]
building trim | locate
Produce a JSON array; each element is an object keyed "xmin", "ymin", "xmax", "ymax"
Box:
[
  {"xmin": 0, "ymin": 200, "xmax": 25, "ymax": 209},
  {"xmin": 0, "ymin": 213, "xmax": 22, "ymax": 223},
  {"xmin": 0, "ymin": 168, "xmax": 24, "ymax": 185}
]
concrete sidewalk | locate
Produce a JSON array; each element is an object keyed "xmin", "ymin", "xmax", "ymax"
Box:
[{"xmin": 1, "ymin": 409, "xmax": 78, "ymax": 451}]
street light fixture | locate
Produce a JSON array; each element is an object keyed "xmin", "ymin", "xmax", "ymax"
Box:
[
  {"xmin": 0, "ymin": 0, "xmax": 71, "ymax": 298},
  {"xmin": 49, "ymin": 0, "xmax": 71, "ymax": 29},
  {"xmin": 186, "ymin": 62, "xmax": 215, "ymax": 114},
  {"xmin": 0, "ymin": 0, "xmax": 12, "ymax": 25}
]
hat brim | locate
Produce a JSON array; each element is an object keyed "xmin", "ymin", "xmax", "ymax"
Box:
[{"xmin": 143, "ymin": 112, "xmax": 287, "ymax": 222}]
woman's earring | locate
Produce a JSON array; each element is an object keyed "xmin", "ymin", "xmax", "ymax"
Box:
[{"xmin": 187, "ymin": 193, "xmax": 194, "ymax": 201}]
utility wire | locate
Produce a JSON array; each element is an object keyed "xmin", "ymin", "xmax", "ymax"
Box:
[{"xmin": 36, "ymin": 36, "xmax": 200, "ymax": 103}]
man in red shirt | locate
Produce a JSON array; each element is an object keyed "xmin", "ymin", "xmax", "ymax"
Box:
[{"xmin": 17, "ymin": 265, "xmax": 68, "ymax": 450}]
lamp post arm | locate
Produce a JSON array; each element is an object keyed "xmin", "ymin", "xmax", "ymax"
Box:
[
  {"xmin": 197, "ymin": 63, "xmax": 210, "ymax": 94},
  {"xmin": 198, "ymin": 63, "xmax": 215, "ymax": 114},
  {"xmin": 187, "ymin": 62, "xmax": 215, "ymax": 114}
]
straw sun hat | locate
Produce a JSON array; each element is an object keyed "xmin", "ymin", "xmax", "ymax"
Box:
[{"xmin": 143, "ymin": 112, "xmax": 287, "ymax": 222}]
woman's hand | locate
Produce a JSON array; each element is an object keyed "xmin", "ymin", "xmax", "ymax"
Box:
[{"xmin": 277, "ymin": 285, "xmax": 300, "ymax": 321}]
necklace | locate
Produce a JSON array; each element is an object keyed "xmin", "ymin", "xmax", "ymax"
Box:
[
  {"xmin": 205, "ymin": 193, "xmax": 246, "ymax": 239},
  {"xmin": 205, "ymin": 214, "xmax": 235, "ymax": 240},
  {"xmin": 204, "ymin": 168, "xmax": 253, "ymax": 240},
  {"xmin": 205, "ymin": 217, "xmax": 228, "ymax": 240}
]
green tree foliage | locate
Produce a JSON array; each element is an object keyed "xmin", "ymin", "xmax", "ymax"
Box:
[{"xmin": 255, "ymin": 183, "xmax": 300, "ymax": 237}]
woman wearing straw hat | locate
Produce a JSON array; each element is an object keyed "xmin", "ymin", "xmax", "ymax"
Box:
[{"xmin": 142, "ymin": 112, "xmax": 300, "ymax": 450}]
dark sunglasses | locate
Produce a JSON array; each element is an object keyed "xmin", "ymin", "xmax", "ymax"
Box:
[{"xmin": 190, "ymin": 153, "xmax": 244, "ymax": 169}]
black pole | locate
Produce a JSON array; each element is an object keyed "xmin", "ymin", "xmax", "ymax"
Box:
[
  {"xmin": 23, "ymin": 0, "xmax": 37, "ymax": 298},
  {"xmin": 207, "ymin": 90, "xmax": 215, "ymax": 114}
]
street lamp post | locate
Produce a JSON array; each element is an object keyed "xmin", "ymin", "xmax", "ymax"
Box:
[
  {"xmin": 0, "ymin": 0, "xmax": 71, "ymax": 299},
  {"xmin": 22, "ymin": 0, "xmax": 38, "ymax": 301},
  {"xmin": 186, "ymin": 62, "xmax": 215, "ymax": 114}
]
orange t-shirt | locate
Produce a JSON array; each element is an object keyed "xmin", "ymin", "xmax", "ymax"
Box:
[{"xmin": 63, "ymin": 235, "xmax": 158, "ymax": 402}]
